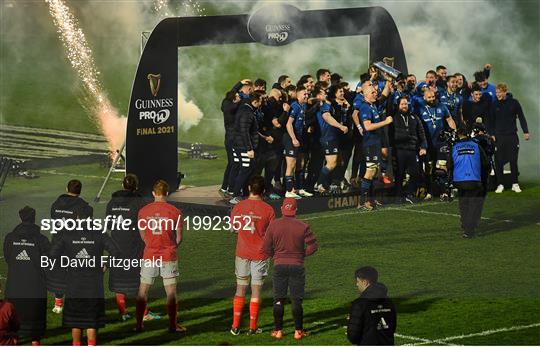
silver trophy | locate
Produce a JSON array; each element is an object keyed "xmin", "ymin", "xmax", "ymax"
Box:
[{"xmin": 372, "ymin": 61, "xmax": 403, "ymax": 81}]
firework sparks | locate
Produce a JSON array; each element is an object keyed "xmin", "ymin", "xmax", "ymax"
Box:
[
  {"xmin": 44, "ymin": 0, "xmax": 125, "ymax": 151},
  {"xmin": 154, "ymin": 0, "xmax": 206, "ymax": 17}
]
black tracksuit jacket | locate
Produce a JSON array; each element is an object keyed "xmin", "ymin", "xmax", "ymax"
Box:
[{"xmin": 347, "ymin": 283, "xmax": 397, "ymax": 345}]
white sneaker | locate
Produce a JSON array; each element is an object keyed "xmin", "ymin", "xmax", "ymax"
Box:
[
  {"xmin": 285, "ymin": 191, "xmax": 302, "ymax": 199},
  {"xmin": 298, "ymin": 189, "xmax": 313, "ymax": 197},
  {"xmin": 511, "ymin": 184, "xmax": 522, "ymax": 193},
  {"xmin": 229, "ymin": 197, "xmax": 242, "ymax": 205},
  {"xmin": 495, "ymin": 184, "xmax": 504, "ymax": 193},
  {"xmin": 52, "ymin": 305, "xmax": 63, "ymax": 314}
]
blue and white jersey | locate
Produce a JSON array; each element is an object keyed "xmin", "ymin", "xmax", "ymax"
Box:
[
  {"xmin": 418, "ymin": 104, "xmax": 450, "ymax": 145},
  {"xmin": 360, "ymin": 102, "xmax": 383, "ymax": 146},
  {"xmin": 317, "ymin": 102, "xmax": 339, "ymax": 143},
  {"xmin": 289, "ymin": 101, "xmax": 306, "ymax": 137},
  {"xmin": 439, "ymin": 90, "xmax": 463, "ymax": 119}
]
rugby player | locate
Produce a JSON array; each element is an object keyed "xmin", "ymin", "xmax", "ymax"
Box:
[
  {"xmin": 416, "ymin": 89, "xmax": 456, "ymax": 199},
  {"xmin": 105, "ymin": 174, "xmax": 148, "ymax": 321},
  {"xmin": 49, "ymin": 204, "xmax": 118, "ymax": 346},
  {"xmin": 314, "ymin": 86, "xmax": 348, "ymax": 194},
  {"xmin": 49, "ymin": 179, "xmax": 91, "ymax": 314},
  {"xmin": 135, "ymin": 180, "xmax": 185, "ymax": 333},
  {"xmin": 357, "ymin": 86, "xmax": 393, "ymax": 210},
  {"xmin": 330, "ymin": 83, "xmax": 355, "ymax": 190},
  {"xmin": 283, "ymin": 86, "xmax": 312, "ymax": 198},
  {"xmin": 439, "ymin": 75, "xmax": 464, "ymax": 128},
  {"xmin": 4, "ymin": 206, "xmax": 49, "ymax": 345},
  {"xmin": 230, "ymin": 175, "xmax": 275, "ymax": 336}
]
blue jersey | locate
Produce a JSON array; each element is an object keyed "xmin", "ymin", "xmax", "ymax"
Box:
[
  {"xmin": 238, "ymin": 91, "xmax": 250, "ymax": 101},
  {"xmin": 360, "ymin": 102, "xmax": 383, "ymax": 146},
  {"xmin": 452, "ymin": 140, "xmax": 481, "ymax": 182},
  {"xmin": 418, "ymin": 104, "xmax": 450, "ymax": 145},
  {"xmin": 411, "ymin": 94, "xmax": 426, "ymax": 115},
  {"xmin": 289, "ymin": 101, "xmax": 306, "ymax": 137},
  {"xmin": 391, "ymin": 89, "xmax": 411, "ymax": 105},
  {"xmin": 439, "ymin": 90, "xmax": 463, "ymax": 119},
  {"xmin": 317, "ymin": 102, "xmax": 340, "ymax": 143},
  {"xmin": 352, "ymin": 93, "xmax": 365, "ymax": 110},
  {"xmin": 482, "ymin": 83, "xmax": 497, "ymax": 102}
]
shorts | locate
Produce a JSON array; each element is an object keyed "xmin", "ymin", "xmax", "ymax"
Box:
[
  {"xmin": 363, "ymin": 143, "xmax": 382, "ymax": 165},
  {"xmin": 321, "ymin": 140, "xmax": 339, "ymax": 155},
  {"xmin": 283, "ymin": 134, "xmax": 302, "ymax": 158},
  {"xmin": 235, "ymin": 256, "xmax": 269, "ymax": 285},
  {"xmin": 140, "ymin": 260, "xmax": 178, "ymax": 285},
  {"xmin": 273, "ymin": 264, "xmax": 305, "ymax": 300}
]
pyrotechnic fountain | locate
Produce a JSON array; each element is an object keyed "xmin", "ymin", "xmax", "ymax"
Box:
[{"xmin": 44, "ymin": 0, "xmax": 126, "ymax": 153}]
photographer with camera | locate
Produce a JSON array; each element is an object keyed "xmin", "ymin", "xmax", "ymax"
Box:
[{"xmin": 448, "ymin": 127, "xmax": 490, "ymax": 238}]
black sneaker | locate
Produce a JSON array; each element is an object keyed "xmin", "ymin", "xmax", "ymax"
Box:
[
  {"xmin": 404, "ymin": 195, "xmax": 415, "ymax": 204},
  {"xmin": 247, "ymin": 328, "xmax": 263, "ymax": 335},
  {"xmin": 230, "ymin": 327, "xmax": 240, "ymax": 336}
]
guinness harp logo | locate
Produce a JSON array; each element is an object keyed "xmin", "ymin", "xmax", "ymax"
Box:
[
  {"xmin": 147, "ymin": 73, "xmax": 161, "ymax": 97},
  {"xmin": 383, "ymin": 57, "xmax": 395, "ymax": 68}
]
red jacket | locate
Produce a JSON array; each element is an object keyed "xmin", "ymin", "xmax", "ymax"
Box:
[{"xmin": 262, "ymin": 216, "xmax": 318, "ymax": 265}]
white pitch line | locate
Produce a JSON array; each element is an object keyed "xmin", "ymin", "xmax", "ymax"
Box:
[
  {"xmin": 302, "ymin": 201, "xmax": 441, "ymax": 221},
  {"xmin": 387, "ymin": 207, "xmax": 492, "ymax": 221},
  {"xmin": 429, "ymin": 323, "xmax": 540, "ymax": 344},
  {"xmin": 35, "ymin": 170, "xmax": 123, "ymax": 181}
]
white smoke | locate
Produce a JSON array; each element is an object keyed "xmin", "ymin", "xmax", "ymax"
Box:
[{"xmin": 178, "ymin": 85, "xmax": 204, "ymax": 131}]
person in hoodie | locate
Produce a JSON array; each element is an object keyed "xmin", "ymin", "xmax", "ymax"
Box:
[
  {"xmin": 262, "ymin": 198, "xmax": 318, "ymax": 341},
  {"xmin": 49, "ymin": 204, "xmax": 118, "ymax": 346},
  {"xmin": 347, "ymin": 266, "xmax": 396, "ymax": 345},
  {"xmin": 4, "ymin": 206, "xmax": 50, "ymax": 345},
  {"xmin": 490, "ymin": 83, "xmax": 530, "ymax": 194},
  {"xmin": 48, "ymin": 179, "xmax": 91, "ymax": 314},
  {"xmin": 106, "ymin": 174, "xmax": 147, "ymax": 321}
]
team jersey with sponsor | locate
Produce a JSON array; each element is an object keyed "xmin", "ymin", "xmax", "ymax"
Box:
[
  {"xmin": 360, "ymin": 102, "xmax": 383, "ymax": 146},
  {"xmin": 439, "ymin": 90, "xmax": 463, "ymax": 119},
  {"xmin": 317, "ymin": 102, "xmax": 340, "ymax": 143},
  {"xmin": 418, "ymin": 104, "xmax": 451, "ymax": 145},
  {"xmin": 231, "ymin": 199, "xmax": 275, "ymax": 261},
  {"xmin": 138, "ymin": 201, "xmax": 182, "ymax": 262},
  {"xmin": 353, "ymin": 93, "xmax": 365, "ymax": 111},
  {"xmin": 289, "ymin": 101, "xmax": 306, "ymax": 138}
]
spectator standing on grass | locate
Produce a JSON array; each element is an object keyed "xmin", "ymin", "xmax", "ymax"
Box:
[
  {"xmin": 347, "ymin": 266, "xmax": 396, "ymax": 346},
  {"xmin": 263, "ymin": 198, "xmax": 318, "ymax": 340},
  {"xmin": 4, "ymin": 206, "xmax": 49, "ymax": 346},
  {"xmin": 48, "ymin": 179, "xmax": 91, "ymax": 314},
  {"xmin": 229, "ymin": 175, "xmax": 275, "ymax": 336}
]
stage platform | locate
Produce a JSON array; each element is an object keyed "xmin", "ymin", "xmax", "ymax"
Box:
[{"xmin": 168, "ymin": 184, "xmax": 392, "ymax": 217}]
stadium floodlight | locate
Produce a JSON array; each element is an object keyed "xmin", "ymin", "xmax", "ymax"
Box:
[{"xmin": 126, "ymin": 3, "xmax": 408, "ymax": 194}]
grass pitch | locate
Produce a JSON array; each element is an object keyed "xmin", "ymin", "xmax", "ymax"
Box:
[{"xmin": 0, "ymin": 155, "xmax": 538, "ymax": 345}]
